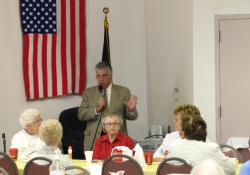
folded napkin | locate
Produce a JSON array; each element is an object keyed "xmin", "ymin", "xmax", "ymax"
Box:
[
  {"xmin": 133, "ymin": 143, "xmax": 147, "ymax": 168},
  {"xmin": 111, "ymin": 146, "xmax": 133, "ymax": 161}
]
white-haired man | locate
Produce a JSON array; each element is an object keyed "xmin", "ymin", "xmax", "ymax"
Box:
[{"xmin": 10, "ymin": 108, "xmax": 44, "ymax": 159}]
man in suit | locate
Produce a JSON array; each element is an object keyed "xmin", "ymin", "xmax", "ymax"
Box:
[{"xmin": 78, "ymin": 61, "xmax": 138, "ymax": 151}]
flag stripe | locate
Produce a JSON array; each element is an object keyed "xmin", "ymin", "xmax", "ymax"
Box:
[
  {"xmin": 66, "ymin": 0, "xmax": 72, "ymax": 94},
  {"xmin": 61, "ymin": 0, "xmax": 68, "ymax": 95},
  {"xmin": 70, "ymin": 0, "xmax": 76, "ymax": 93},
  {"xmin": 47, "ymin": 34, "xmax": 52, "ymax": 97},
  {"xmin": 23, "ymin": 35, "xmax": 30, "ymax": 100},
  {"xmin": 79, "ymin": 0, "xmax": 85, "ymax": 93},
  {"xmin": 28, "ymin": 35, "xmax": 34, "ymax": 99},
  {"xmin": 42, "ymin": 35, "xmax": 48, "ymax": 98},
  {"xmin": 33, "ymin": 34, "xmax": 39, "ymax": 99},
  {"xmin": 51, "ymin": 34, "xmax": 57, "ymax": 97}
]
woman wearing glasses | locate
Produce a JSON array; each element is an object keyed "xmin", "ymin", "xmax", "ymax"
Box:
[
  {"xmin": 10, "ymin": 108, "xmax": 44, "ymax": 159},
  {"xmin": 92, "ymin": 111, "xmax": 134, "ymax": 160}
]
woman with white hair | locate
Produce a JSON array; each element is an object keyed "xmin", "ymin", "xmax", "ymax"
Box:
[
  {"xmin": 10, "ymin": 108, "xmax": 44, "ymax": 159},
  {"xmin": 30, "ymin": 119, "xmax": 74, "ymax": 170}
]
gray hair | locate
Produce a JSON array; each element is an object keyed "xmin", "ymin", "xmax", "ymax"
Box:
[
  {"xmin": 190, "ymin": 158, "xmax": 225, "ymax": 175},
  {"xmin": 19, "ymin": 108, "xmax": 41, "ymax": 129},
  {"xmin": 101, "ymin": 111, "xmax": 123, "ymax": 128},
  {"xmin": 95, "ymin": 61, "xmax": 112, "ymax": 74},
  {"xmin": 39, "ymin": 119, "xmax": 63, "ymax": 145}
]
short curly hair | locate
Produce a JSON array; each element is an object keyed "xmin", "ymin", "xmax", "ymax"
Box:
[
  {"xmin": 174, "ymin": 104, "xmax": 201, "ymax": 117},
  {"xmin": 19, "ymin": 108, "xmax": 41, "ymax": 129},
  {"xmin": 181, "ymin": 114, "xmax": 207, "ymax": 142},
  {"xmin": 39, "ymin": 119, "xmax": 62, "ymax": 145},
  {"xmin": 101, "ymin": 111, "xmax": 123, "ymax": 129}
]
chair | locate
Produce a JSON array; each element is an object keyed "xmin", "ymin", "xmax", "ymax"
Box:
[
  {"xmin": 59, "ymin": 107, "xmax": 87, "ymax": 159},
  {"xmin": 65, "ymin": 166, "xmax": 90, "ymax": 175},
  {"xmin": 23, "ymin": 156, "xmax": 53, "ymax": 175},
  {"xmin": 0, "ymin": 151, "xmax": 18, "ymax": 175},
  {"xmin": 156, "ymin": 157, "xmax": 192, "ymax": 175},
  {"xmin": 0, "ymin": 167, "xmax": 9, "ymax": 175},
  {"xmin": 102, "ymin": 154, "xmax": 144, "ymax": 175},
  {"xmin": 220, "ymin": 144, "xmax": 243, "ymax": 163},
  {"xmin": 237, "ymin": 148, "xmax": 250, "ymax": 163}
]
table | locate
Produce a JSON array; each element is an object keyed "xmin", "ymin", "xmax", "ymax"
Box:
[
  {"xmin": 226, "ymin": 137, "xmax": 249, "ymax": 149},
  {"xmin": 15, "ymin": 159, "xmax": 158, "ymax": 175},
  {"xmin": 15, "ymin": 159, "xmax": 242, "ymax": 175}
]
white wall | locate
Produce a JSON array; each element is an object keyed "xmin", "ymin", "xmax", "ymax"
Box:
[
  {"xmin": 0, "ymin": 0, "xmax": 147, "ymax": 151},
  {"xmin": 193, "ymin": 0, "xmax": 250, "ymax": 141},
  {"xmin": 145, "ymin": 0, "xmax": 193, "ymax": 133}
]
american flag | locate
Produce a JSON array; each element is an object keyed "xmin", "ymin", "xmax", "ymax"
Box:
[{"xmin": 21, "ymin": 0, "xmax": 85, "ymax": 100}]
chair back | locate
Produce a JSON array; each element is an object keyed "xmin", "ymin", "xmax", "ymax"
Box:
[
  {"xmin": 23, "ymin": 156, "xmax": 52, "ymax": 175},
  {"xmin": 59, "ymin": 107, "xmax": 87, "ymax": 159},
  {"xmin": 0, "ymin": 151, "xmax": 18, "ymax": 175},
  {"xmin": 0, "ymin": 167, "xmax": 9, "ymax": 175},
  {"xmin": 102, "ymin": 154, "xmax": 143, "ymax": 175},
  {"xmin": 237, "ymin": 148, "xmax": 250, "ymax": 163},
  {"xmin": 156, "ymin": 157, "xmax": 192, "ymax": 175},
  {"xmin": 220, "ymin": 144, "xmax": 243, "ymax": 163},
  {"xmin": 65, "ymin": 166, "xmax": 90, "ymax": 175}
]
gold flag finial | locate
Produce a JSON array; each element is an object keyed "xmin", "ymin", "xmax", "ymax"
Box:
[{"xmin": 103, "ymin": 7, "xmax": 109, "ymax": 20}]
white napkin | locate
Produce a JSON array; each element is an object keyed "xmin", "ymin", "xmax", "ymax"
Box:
[
  {"xmin": 89, "ymin": 163, "xmax": 102, "ymax": 175},
  {"xmin": 133, "ymin": 143, "xmax": 147, "ymax": 168}
]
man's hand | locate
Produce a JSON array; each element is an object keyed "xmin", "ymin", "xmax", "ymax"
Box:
[
  {"xmin": 123, "ymin": 94, "xmax": 137, "ymax": 112},
  {"xmin": 96, "ymin": 97, "xmax": 105, "ymax": 113}
]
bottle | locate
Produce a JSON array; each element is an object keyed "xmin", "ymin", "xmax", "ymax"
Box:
[
  {"xmin": 68, "ymin": 146, "xmax": 72, "ymax": 160},
  {"xmin": 49, "ymin": 149, "xmax": 65, "ymax": 175}
]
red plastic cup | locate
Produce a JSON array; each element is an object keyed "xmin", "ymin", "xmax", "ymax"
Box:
[
  {"xmin": 9, "ymin": 148, "xmax": 18, "ymax": 161},
  {"xmin": 144, "ymin": 152, "xmax": 153, "ymax": 165}
]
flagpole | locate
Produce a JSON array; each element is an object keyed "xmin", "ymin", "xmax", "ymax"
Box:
[{"xmin": 102, "ymin": 7, "xmax": 111, "ymax": 65}]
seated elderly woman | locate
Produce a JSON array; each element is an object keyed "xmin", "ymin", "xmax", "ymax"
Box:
[
  {"xmin": 153, "ymin": 104, "xmax": 201, "ymax": 162},
  {"xmin": 10, "ymin": 108, "xmax": 44, "ymax": 159},
  {"xmin": 92, "ymin": 111, "xmax": 134, "ymax": 160},
  {"xmin": 167, "ymin": 114, "xmax": 236, "ymax": 175},
  {"xmin": 30, "ymin": 119, "xmax": 73, "ymax": 169}
]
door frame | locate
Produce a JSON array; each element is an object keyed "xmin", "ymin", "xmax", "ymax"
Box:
[{"xmin": 215, "ymin": 14, "xmax": 250, "ymax": 143}]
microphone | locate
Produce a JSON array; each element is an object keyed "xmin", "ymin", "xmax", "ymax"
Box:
[
  {"xmin": 2, "ymin": 133, "xmax": 6, "ymax": 153},
  {"xmin": 98, "ymin": 85, "xmax": 104, "ymax": 97}
]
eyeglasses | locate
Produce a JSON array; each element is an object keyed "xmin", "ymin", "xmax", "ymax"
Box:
[
  {"xmin": 104, "ymin": 122, "xmax": 120, "ymax": 127},
  {"xmin": 174, "ymin": 118, "xmax": 180, "ymax": 122},
  {"xmin": 34, "ymin": 118, "xmax": 42, "ymax": 124},
  {"xmin": 95, "ymin": 74, "xmax": 109, "ymax": 80}
]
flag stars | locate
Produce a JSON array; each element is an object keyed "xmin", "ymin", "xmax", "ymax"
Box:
[
  {"xmin": 29, "ymin": 12, "xmax": 33, "ymax": 16},
  {"xmin": 23, "ymin": 20, "xmax": 26, "ymax": 24},
  {"xmin": 37, "ymin": 12, "xmax": 40, "ymax": 16},
  {"xmin": 45, "ymin": 3, "xmax": 48, "ymax": 7},
  {"xmin": 41, "ymin": 7, "xmax": 44, "ymax": 11},
  {"xmin": 29, "ymin": 3, "xmax": 33, "ymax": 7},
  {"xmin": 26, "ymin": 16, "xmax": 29, "ymax": 20},
  {"xmin": 36, "ymin": 3, "xmax": 40, "ymax": 7},
  {"xmin": 25, "ymin": 8, "xmax": 29, "ymax": 11},
  {"xmin": 22, "ymin": 12, "xmax": 26, "ymax": 15},
  {"xmin": 29, "ymin": 20, "xmax": 33, "ymax": 24},
  {"xmin": 45, "ymin": 12, "xmax": 48, "ymax": 16},
  {"xmin": 22, "ymin": 3, "xmax": 25, "ymax": 7},
  {"xmin": 33, "ymin": 8, "xmax": 36, "ymax": 11}
]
